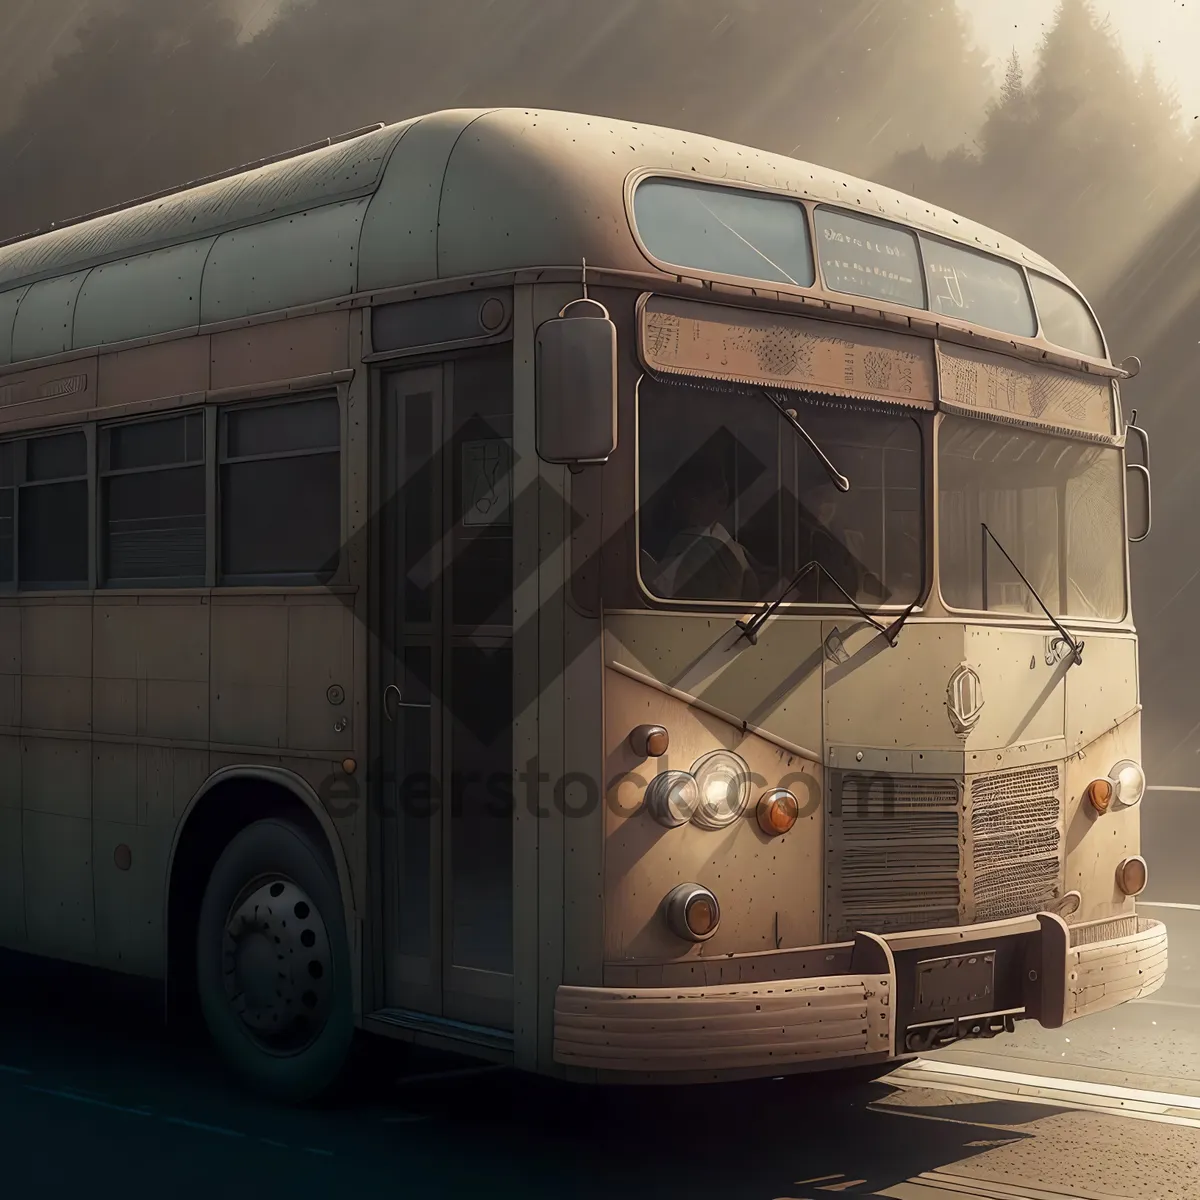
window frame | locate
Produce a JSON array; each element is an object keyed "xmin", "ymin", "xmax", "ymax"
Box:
[
  {"xmin": 0, "ymin": 386, "xmax": 346, "ymax": 595},
  {"xmin": 632, "ymin": 373, "xmax": 933, "ymax": 614},
  {"xmin": 627, "ymin": 173, "xmax": 1108, "ymax": 362},
  {"xmin": 216, "ymin": 392, "xmax": 345, "ymax": 588},
  {"xmin": 0, "ymin": 426, "xmax": 94, "ymax": 593},
  {"xmin": 933, "ymin": 411, "xmax": 1130, "ymax": 626},
  {"xmin": 98, "ymin": 407, "xmax": 208, "ymax": 590}
]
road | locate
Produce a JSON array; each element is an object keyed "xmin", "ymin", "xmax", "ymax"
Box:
[{"xmin": 1, "ymin": 824, "xmax": 1197, "ymax": 1198}]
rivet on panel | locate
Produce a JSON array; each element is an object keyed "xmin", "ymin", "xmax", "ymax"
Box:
[{"xmin": 114, "ymin": 844, "xmax": 132, "ymax": 871}]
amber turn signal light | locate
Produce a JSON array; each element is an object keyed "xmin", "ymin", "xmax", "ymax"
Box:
[
  {"xmin": 756, "ymin": 789, "xmax": 800, "ymax": 836},
  {"xmin": 629, "ymin": 724, "xmax": 669, "ymax": 759},
  {"xmin": 1086, "ymin": 778, "xmax": 1113, "ymax": 815},
  {"xmin": 1116, "ymin": 855, "xmax": 1148, "ymax": 897}
]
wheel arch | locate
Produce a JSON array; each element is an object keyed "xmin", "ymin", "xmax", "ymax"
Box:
[{"xmin": 164, "ymin": 765, "xmax": 358, "ymax": 1023}]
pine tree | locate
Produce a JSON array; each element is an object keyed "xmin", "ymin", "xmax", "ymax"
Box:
[{"xmin": 1001, "ymin": 49, "xmax": 1024, "ymax": 105}]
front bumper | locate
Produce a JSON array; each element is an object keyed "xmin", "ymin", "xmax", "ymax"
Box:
[{"xmin": 553, "ymin": 912, "xmax": 1167, "ymax": 1080}]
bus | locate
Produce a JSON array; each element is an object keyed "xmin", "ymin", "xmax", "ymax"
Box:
[{"xmin": 0, "ymin": 108, "xmax": 1165, "ymax": 1101}]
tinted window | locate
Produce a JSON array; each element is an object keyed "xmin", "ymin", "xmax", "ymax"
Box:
[
  {"xmin": 219, "ymin": 397, "xmax": 340, "ymax": 582},
  {"xmin": 920, "ymin": 237, "xmax": 1037, "ymax": 337},
  {"xmin": 1030, "ymin": 272, "xmax": 1106, "ymax": 358},
  {"xmin": 815, "ymin": 208, "xmax": 925, "ymax": 309},
  {"xmin": 102, "ymin": 413, "xmax": 205, "ymax": 586},
  {"xmin": 20, "ymin": 479, "xmax": 87, "ymax": 584},
  {"xmin": 634, "ymin": 178, "xmax": 815, "ymax": 288},
  {"xmin": 18, "ymin": 431, "xmax": 88, "ymax": 586},
  {"xmin": 26, "ymin": 430, "xmax": 86, "ymax": 482},
  {"xmin": 0, "ymin": 443, "xmax": 12, "ymax": 583}
]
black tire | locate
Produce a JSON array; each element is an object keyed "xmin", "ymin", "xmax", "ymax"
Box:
[{"xmin": 195, "ymin": 818, "xmax": 354, "ymax": 1104}]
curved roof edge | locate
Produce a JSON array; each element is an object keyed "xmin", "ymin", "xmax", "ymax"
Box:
[{"xmin": 0, "ymin": 108, "xmax": 1087, "ymax": 370}]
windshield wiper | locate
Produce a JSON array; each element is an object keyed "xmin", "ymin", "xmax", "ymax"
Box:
[
  {"xmin": 981, "ymin": 523, "xmax": 1084, "ymax": 666},
  {"xmin": 762, "ymin": 390, "xmax": 851, "ymax": 493},
  {"xmin": 736, "ymin": 558, "xmax": 904, "ymax": 647}
]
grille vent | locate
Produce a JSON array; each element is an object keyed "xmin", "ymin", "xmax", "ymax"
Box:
[
  {"xmin": 969, "ymin": 764, "xmax": 1062, "ymax": 923},
  {"xmin": 826, "ymin": 773, "xmax": 962, "ymax": 942}
]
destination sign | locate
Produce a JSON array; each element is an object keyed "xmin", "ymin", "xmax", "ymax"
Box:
[
  {"xmin": 814, "ymin": 207, "xmax": 926, "ymax": 310},
  {"xmin": 638, "ymin": 294, "xmax": 935, "ymax": 407},
  {"xmin": 938, "ymin": 343, "xmax": 1116, "ymax": 440}
]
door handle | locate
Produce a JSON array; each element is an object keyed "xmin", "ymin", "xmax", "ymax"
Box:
[{"xmin": 383, "ymin": 683, "xmax": 431, "ymax": 721}]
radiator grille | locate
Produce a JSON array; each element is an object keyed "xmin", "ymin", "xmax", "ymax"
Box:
[
  {"xmin": 826, "ymin": 773, "xmax": 962, "ymax": 942},
  {"xmin": 969, "ymin": 764, "xmax": 1062, "ymax": 923}
]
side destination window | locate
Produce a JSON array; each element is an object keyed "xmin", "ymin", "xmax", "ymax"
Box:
[
  {"xmin": 218, "ymin": 395, "xmax": 341, "ymax": 584},
  {"xmin": 18, "ymin": 430, "xmax": 88, "ymax": 588},
  {"xmin": 100, "ymin": 411, "xmax": 205, "ymax": 586}
]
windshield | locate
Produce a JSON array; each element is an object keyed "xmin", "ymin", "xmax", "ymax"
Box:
[
  {"xmin": 938, "ymin": 415, "xmax": 1126, "ymax": 620},
  {"xmin": 637, "ymin": 378, "xmax": 924, "ymax": 607}
]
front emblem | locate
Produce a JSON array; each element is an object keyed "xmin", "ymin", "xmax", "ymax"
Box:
[{"xmin": 946, "ymin": 663, "xmax": 984, "ymax": 736}]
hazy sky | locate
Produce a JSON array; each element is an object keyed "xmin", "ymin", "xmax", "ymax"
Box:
[{"xmin": 959, "ymin": 0, "xmax": 1200, "ymax": 121}]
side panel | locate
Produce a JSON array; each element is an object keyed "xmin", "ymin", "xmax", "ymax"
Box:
[{"xmin": 11, "ymin": 271, "xmax": 89, "ymax": 362}]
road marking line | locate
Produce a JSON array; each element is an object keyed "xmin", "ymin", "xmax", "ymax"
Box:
[
  {"xmin": 25, "ymin": 1086, "xmax": 153, "ymax": 1117},
  {"xmin": 905, "ymin": 1058, "xmax": 1200, "ymax": 1111},
  {"xmin": 1137, "ymin": 901, "xmax": 1200, "ymax": 910},
  {"xmin": 0, "ymin": 1064, "xmax": 32, "ymax": 1076},
  {"xmin": 889, "ymin": 1060, "xmax": 1200, "ymax": 1129},
  {"xmin": 163, "ymin": 1116, "xmax": 246, "ymax": 1138},
  {"xmin": 1133, "ymin": 997, "xmax": 1200, "ymax": 1010},
  {"xmin": 1147, "ymin": 785, "xmax": 1200, "ymax": 793}
]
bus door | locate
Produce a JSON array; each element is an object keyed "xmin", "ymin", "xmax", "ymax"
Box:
[{"xmin": 379, "ymin": 350, "xmax": 514, "ymax": 1032}]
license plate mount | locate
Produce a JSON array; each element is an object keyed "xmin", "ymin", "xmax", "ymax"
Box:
[{"xmin": 911, "ymin": 950, "xmax": 996, "ymax": 1025}]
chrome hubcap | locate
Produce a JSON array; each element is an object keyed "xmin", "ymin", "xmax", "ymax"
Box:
[{"xmin": 221, "ymin": 877, "xmax": 333, "ymax": 1053}]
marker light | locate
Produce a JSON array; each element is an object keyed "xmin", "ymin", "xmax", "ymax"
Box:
[
  {"xmin": 1111, "ymin": 760, "xmax": 1146, "ymax": 807},
  {"xmin": 662, "ymin": 883, "xmax": 721, "ymax": 942},
  {"xmin": 1085, "ymin": 778, "xmax": 1113, "ymax": 815},
  {"xmin": 629, "ymin": 724, "xmax": 669, "ymax": 759},
  {"xmin": 645, "ymin": 770, "xmax": 700, "ymax": 828},
  {"xmin": 1116, "ymin": 856, "xmax": 1148, "ymax": 897},
  {"xmin": 757, "ymin": 789, "xmax": 800, "ymax": 836},
  {"xmin": 690, "ymin": 750, "xmax": 752, "ymax": 830}
]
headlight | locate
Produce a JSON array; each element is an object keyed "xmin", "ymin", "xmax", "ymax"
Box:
[
  {"xmin": 690, "ymin": 750, "xmax": 751, "ymax": 830},
  {"xmin": 662, "ymin": 883, "xmax": 721, "ymax": 942},
  {"xmin": 645, "ymin": 770, "xmax": 700, "ymax": 828},
  {"xmin": 1111, "ymin": 760, "xmax": 1146, "ymax": 807}
]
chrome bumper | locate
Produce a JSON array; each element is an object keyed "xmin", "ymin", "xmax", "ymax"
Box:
[{"xmin": 553, "ymin": 912, "xmax": 1167, "ymax": 1078}]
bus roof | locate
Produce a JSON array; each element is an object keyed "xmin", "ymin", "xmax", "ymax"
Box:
[{"xmin": 0, "ymin": 108, "xmax": 1076, "ymax": 368}]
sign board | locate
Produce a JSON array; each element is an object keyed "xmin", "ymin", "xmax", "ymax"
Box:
[{"xmin": 638, "ymin": 295, "xmax": 935, "ymax": 408}]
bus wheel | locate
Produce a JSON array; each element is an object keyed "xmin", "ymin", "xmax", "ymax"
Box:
[{"xmin": 195, "ymin": 818, "xmax": 353, "ymax": 1104}]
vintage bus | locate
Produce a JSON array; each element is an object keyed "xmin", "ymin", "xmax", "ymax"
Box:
[{"xmin": 0, "ymin": 109, "xmax": 1165, "ymax": 1101}]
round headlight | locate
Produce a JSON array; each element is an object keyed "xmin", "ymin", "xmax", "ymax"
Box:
[
  {"xmin": 757, "ymin": 789, "xmax": 799, "ymax": 836},
  {"xmin": 690, "ymin": 750, "xmax": 751, "ymax": 830},
  {"xmin": 645, "ymin": 770, "xmax": 700, "ymax": 828},
  {"xmin": 1111, "ymin": 760, "xmax": 1146, "ymax": 807},
  {"xmin": 662, "ymin": 883, "xmax": 721, "ymax": 942},
  {"xmin": 1117, "ymin": 855, "xmax": 1149, "ymax": 896}
]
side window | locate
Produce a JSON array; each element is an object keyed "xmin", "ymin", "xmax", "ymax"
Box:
[
  {"xmin": 18, "ymin": 430, "xmax": 88, "ymax": 587},
  {"xmin": 0, "ymin": 443, "xmax": 13, "ymax": 583},
  {"xmin": 218, "ymin": 395, "xmax": 341, "ymax": 583},
  {"xmin": 101, "ymin": 411, "xmax": 205, "ymax": 586}
]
